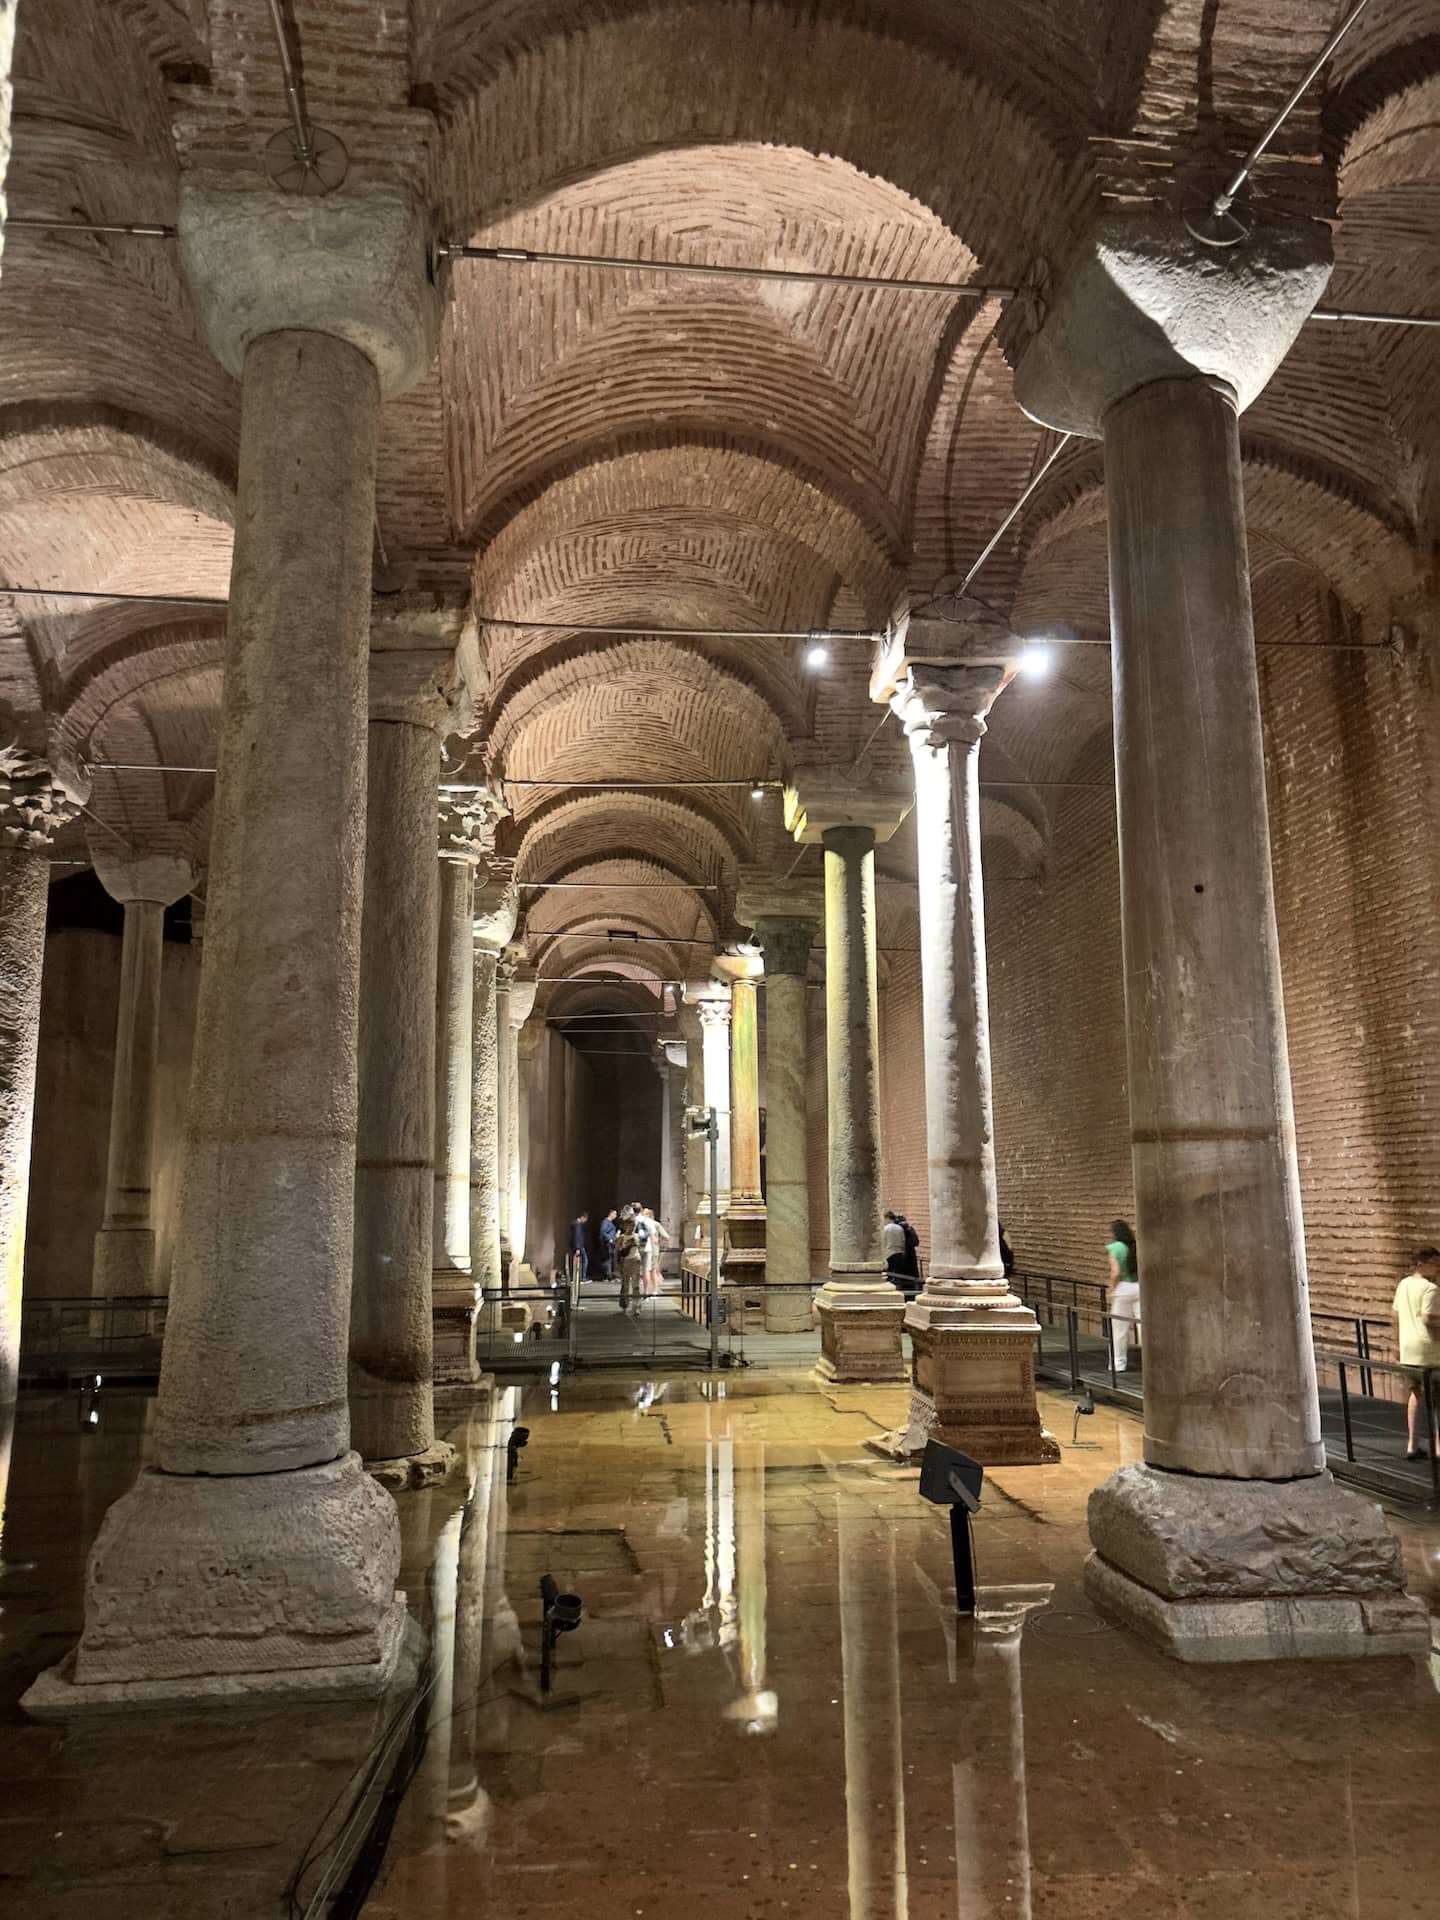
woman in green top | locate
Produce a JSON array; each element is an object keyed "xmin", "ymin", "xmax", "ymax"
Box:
[{"xmin": 1106, "ymin": 1219, "xmax": 1140, "ymax": 1373}]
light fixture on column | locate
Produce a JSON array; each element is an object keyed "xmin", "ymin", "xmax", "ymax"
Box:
[
  {"xmin": 750, "ymin": 783, "xmax": 766, "ymax": 801},
  {"xmin": 804, "ymin": 643, "xmax": 830, "ymax": 670},
  {"xmin": 1015, "ymin": 643, "xmax": 1052, "ymax": 679}
]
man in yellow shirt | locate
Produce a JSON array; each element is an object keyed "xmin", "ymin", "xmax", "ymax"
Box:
[{"xmin": 1392, "ymin": 1245, "xmax": 1440, "ymax": 1459}]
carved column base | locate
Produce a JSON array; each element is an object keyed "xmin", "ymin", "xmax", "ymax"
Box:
[
  {"xmin": 1085, "ymin": 1464, "xmax": 1429, "ymax": 1663},
  {"xmin": 432, "ymin": 1283, "xmax": 480, "ymax": 1386},
  {"xmin": 890, "ymin": 1288, "xmax": 1058, "ymax": 1464},
  {"xmin": 23, "ymin": 1452, "xmax": 406, "ymax": 1715},
  {"xmin": 813, "ymin": 1276, "xmax": 906, "ymax": 1383},
  {"xmin": 721, "ymin": 1202, "xmax": 767, "ymax": 1328}
]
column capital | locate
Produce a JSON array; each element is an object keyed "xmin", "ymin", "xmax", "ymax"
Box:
[
  {"xmin": 782, "ymin": 765, "xmax": 911, "ymax": 846},
  {"xmin": 751, "ymin": 915, "xmax": 816, "ymax": 978},
  {"xmin": 711, "ymin": 945, "xmax": 763, "ymax": 987},
  {"xmin": 89, "ymin": 844, "xmax": 197, "ymax": 908},
  {"xmin": 438, "ymin": 785, "xmax": 505, "ymax": 864},
  {"xmin": 684, "ymin": 980, "xmax": 732, "ymax": 1029},
  {"xmin": 890, "ymin": 663, "xmax": 1011, "ymax": 750},
  {"xmin": 369, "ymin": 593, "xmax": 485, "ymax": 733},
  {"xmin": 507, "ymin": 970, "xmax": 538, "ymax": 1028},
  {"xmin": 473, "ymin": 865, "xmax": 519, "ymax": 955},
  {"xmin": 0, "ymin": 729, "xmax": 88, "ymax": 850},
  {"xmin": 1010, "ymin": 210, "xmax": 1331, "ymax": 437},
  {"xmin": 177, "ymin": 180, "xmax": 445, "ymax": 400},
  {"xmin": 662, "ymin": 1039, "xmax": 689, "ymax": 1072}
]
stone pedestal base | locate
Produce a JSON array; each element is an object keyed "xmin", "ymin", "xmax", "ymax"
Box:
[
  {"xmin": 433, "ymin": 1290, "xmax": 480, "ymax": 1385},
  {"xmin": 721, "ymin": 1203, "xmax": 767, "ymax": 1328},
  {"xmin": 1085, "ymin": 1463, "xmax": 1429, "ymax": 1663},
  {"xmin": 24, "ymin": 1451, "xmax": 405, "ymax": 1715},
  {"xmin": 814, "ymin": 1276, "xmax": 906, "ymax": 1383},
  {"xmin": 888, "ymin": 1290, "xmax": 1058, "ymax": 1464},
  {"xmin": 91, "ymin": 1226, "xmax": 156, "ymax": 1298},
  {"xmin": 365, "ymin": 1440, "xmax": 456, "ymax": 1491}
]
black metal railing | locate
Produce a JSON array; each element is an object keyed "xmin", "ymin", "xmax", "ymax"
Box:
[{"xmin": 19, "ymin": 1294, "xmax": 169, "ymax": 1380}]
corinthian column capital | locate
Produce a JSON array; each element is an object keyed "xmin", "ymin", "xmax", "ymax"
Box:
[
  {"xmin": 438, "ymin": 784, "xmax": 505, "ymax": 865},
  {"xmin": 891, "ymin": 663, "xmax": 1011, "ymax": 751},
  {"xmin": 0, "ymin": 728, "xmax": 89, "ymax": 850}
]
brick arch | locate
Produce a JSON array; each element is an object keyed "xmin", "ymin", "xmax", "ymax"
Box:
[
  {"xmin": 509, "ymin": 790, "xmax": 748, "ymax": 892},
  {"xmin": 56, "ymin": 619, "xmax": 226, "ymax": 759},
  {"xmin": 434, "ymin": 6, "xmax": 1091, "ymax": 278}
]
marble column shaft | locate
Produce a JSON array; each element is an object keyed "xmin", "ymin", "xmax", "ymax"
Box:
[
  {"xmin": 0, "ymin": 841, "xmax": 50, "ymax": 1406},
  {"xmin": 1106, "ymin": 375, "xmax": 1322, "ymax": 1480},
  {"xmin": 470, "ymin": 943, "xmax": 503, "ymax": 1308},
  {"xmin": 494, "ymin": 959, "xmax": 513, "ymax": 1265},
  {"xmin": 434, "ymin": 856, "xmax": 476, "ymax": 1282},
  {"xmin": 822, "ymin": 825, "xmax": 884, "ymax": 1278},
  {"xmin": 660, "ymin": 1054, "xmax": 686, "ymax": 1268},
  {"xmin": 728, "ymin": 975, "xmax": 762, "ymax": 1207},
  {"xmin": 696, "ymin": 992, "xmax": 733, "ymax": 1211},
  {"xmin": 753, "ymin": 917, "xmax": 816, "ymax": 1331},
  {"xmin": 351, "ymin": 709, "xmax": 443, "ymax": 1468}
]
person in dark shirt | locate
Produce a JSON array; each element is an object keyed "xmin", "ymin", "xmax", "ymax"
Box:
[
  {"xmin": 598, "ymin": 1208, "xmax": 619, "ymax": 1279},
  {"xmin": 998, "ymin": 1221, "xmax": 1015, "ymax": 1279},
  {"xmin": 569, "ymin": 1212, "xmax": 590, "ymax": 1284}
]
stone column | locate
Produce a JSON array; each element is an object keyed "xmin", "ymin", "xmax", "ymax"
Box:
[
  {"xmin": 513, "ymin": 1014, "xmax": 540, "ymax": 1273},
  {"xmin": 878, "ymin": 658, "xmax": 1056, "ymax": 1463},
  {"xmin": 504, "ymin": 974, "xmax": 536, "ymax": 1278},
  {"xmin": 433, "ymin": 843, "xmax": 477, "ymax": 1381},
  {"xmin": 737, "ymin": 870, "xmax": 822, "ymax": 1334},
  {"xmin": 677, "ymin": 1004, "xmax": 704, "ymax": 1256},
  {"xmin": 783, "ymin": 780, "xmax": 910, "ymax": 1381},
  {"xmin": 660, "ymin": 1044, "xmax": 687, "ymax": 1277},
  {"xmin": 1014, "ymin": 210, "xmax": 1424, "ymax": 1660},
  {"xmin": 0, "ymin": 748, "xmax": 83, "ymax": 1405},
  {"xmin": 27, "ymin": 184, "xmax": 443, "ymax": 1713},
  {"xmin": 682, "ymin": 984, "xmax": 732, "ymax": 1290},
  {"xmin": 88, "ymin": 849, "xmax": 195, "ymax": 1298},
  {"xmin": 471, "ymin": 874, "xmax": 518, "ymax": 1337},
  {"xmin": 494, "ymin": 955, "xmax": 514, "ymax": 1274},
  {"xmin": 350, "ymin": 597, "xmax": 481, "ymax": 1484},
  {"xmin": 713, "ymin": 949, "xmax": 765, "ymax": 1310}
]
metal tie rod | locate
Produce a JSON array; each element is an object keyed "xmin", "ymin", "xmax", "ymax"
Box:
[{"xmin": 8, "ymin": 219, "xmax": 1440, "ymax": 330}]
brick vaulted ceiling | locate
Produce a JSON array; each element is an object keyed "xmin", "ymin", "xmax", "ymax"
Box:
[{"xmin": 3, "ymin": 0, "xmax": 1439, "ymax": 1003}]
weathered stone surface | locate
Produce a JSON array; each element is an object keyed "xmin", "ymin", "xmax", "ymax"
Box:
[
  {"xmin": 1085, "ymin": 1555, "xmax": 1429, "ymax": 1666},
  {"xmin": 814, "ymin": 1281, "xmax": 906, "ymax": 1383},
  {"xmin": 65, "ymin": 1452, "xmax": 403, "ymax": 1687},
  {"xmin": 1013, "ymin": 211, "xmax": 1332, "ymax": 435},
  {"xmin": 0, "ymin": 843, "xmax": 48, "ymax": 1404},
  {"xmin": 1088, "ymin": 1464, "xmax": 1412, "ymax": 1600}
]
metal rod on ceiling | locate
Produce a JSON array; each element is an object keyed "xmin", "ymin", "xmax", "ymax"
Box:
[
  {"xmin": 9, "ymin": 219, "xmax": 1440, "ymax": 331},
  {"xmin": 476, "ymin": 615, "xmax": 881, "ymax": 640},
  {"xmin": 264, "ymin": 0, "xmax": 316, "ymax": 173},
  {"xmin": 0, "ymin": 586, "xmax": 227, "ymax": 608},
  {"xmin": 444, "ymin": 242, "xmax": 1016, "ymax": 302},
  {"xmin": 503, "ymin": 776, "xmax": 771, "ymax": 789},
  {"xmin": 1211, "ymin": 0, "xmax": 1375, "ymax": 218},
  {"xmin": 523, "ymin": 880, "xmax": 720, "ymax": 889}
]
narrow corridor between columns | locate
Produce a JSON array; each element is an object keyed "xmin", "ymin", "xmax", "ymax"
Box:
[{"xmin": 3, "ymin": 1368, "xmax": 1438, "ymax": 1918}]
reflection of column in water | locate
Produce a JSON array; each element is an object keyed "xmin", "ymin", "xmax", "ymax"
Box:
[
  {"xmin": 0, "ymin": 1399, "xmax": 14, "ymax": 1570},
  {"xmin": 726, "ymin": 1436, "xmax": 776, "ymax": 1730},
  {"xmin": 417, "ymin": 1502, "xmax": 464, "ymax": 1857},
  {"xmin": 951, "ymin": 1590, "xmax": 1051, "ymax": 1919},
  {"xmin": 449, "ymin": 1395, "xmax": 500, "ymax": 1826},
  {"xmin": 838, "ymin": 1496, "xmax": 908, "ymax": 1920},
  {"xmin": 476, "ymin": 1387, "xmax": 522, "ymax": 1753},
  {"xmin": 717, "ymin": 1427, "xmax": 737, "ymax": 1644}
]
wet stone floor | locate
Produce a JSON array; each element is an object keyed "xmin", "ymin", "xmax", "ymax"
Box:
[{"xmin": 2, "ymin": 1371, "xmax": 1439, "ymax": 1918}]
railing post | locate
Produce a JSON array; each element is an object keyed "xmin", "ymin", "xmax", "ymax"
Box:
[
  {"xmin": 1338, "ymin": 1361, "xmax": 1355, "ymax": 1462},
  {"xmin": 1067, "ymin": 1306, "xmax": 1080, "ymax": 1390},
  {"xmin": 1357, "ymin": 1318, "xmax": 1373, "ymax": 1397}
]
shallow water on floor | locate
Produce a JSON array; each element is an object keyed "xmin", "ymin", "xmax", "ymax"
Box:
[{"xmin": 369, "ymin": 1371, "xmax": 1440, "ymax": 1920}]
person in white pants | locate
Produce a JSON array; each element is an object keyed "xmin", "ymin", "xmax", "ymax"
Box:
[{"xmin": 1106, "ymin": 1219, "xmax": 1140, "ymax": 1372}]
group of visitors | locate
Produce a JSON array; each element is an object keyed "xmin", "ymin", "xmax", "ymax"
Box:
[{"xmin": 570, "ymin": 1204, "xmax": 671, "ymax": 1317}]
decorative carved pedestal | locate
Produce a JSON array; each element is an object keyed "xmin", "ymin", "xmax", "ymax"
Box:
[
  {"xmin": 814, "ymin": 1280, "xmax": 907, "ymax": 1383},
  {"xmin": 899, "ymin": 1293, "xmax": 1058, "ymax": 1463}
]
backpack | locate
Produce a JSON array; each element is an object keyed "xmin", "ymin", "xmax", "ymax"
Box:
[{"xmin": 902, "ymin": 1220, "xmax": 920, "ymax": 1259}]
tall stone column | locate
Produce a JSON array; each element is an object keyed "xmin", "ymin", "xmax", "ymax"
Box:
[
  {"xmin": 433, "ymin": 837, "xmax": 477, "ymax": 1381},
  {"xmin": 505, "ymin": 974, "xmax": 536, "ymax": 1280},
  {"xmin": 26, "ymin": 183, "xmax": 443, "ymax": 1714},
  {"xmin": 737, "ymin": 873, "xmax": 822, "ymax": 1334},
  {"xmin": 1014, "ymin": 210, "xmax": 1424, "ymax": 1660},
  {"xmin": 875, "ymin": 651, "xmax": 1056, "ymax": 1463},
  {"xmin": 513, "ymin": 1012, "xmax": 540, "ymax": 1272},
  {"xmin": 784, "ymin": 778, "xmax": 910, "ymax": 1381},
  {"xmin": 0, "ymin": 745, "xmax": 84, "ymax": 1405},
  {"xmin": 660, "ymin": 1044, "xmax": 687, "ymax": 1277},
  {"xmin": 471, "ymin": 872, "xmax": 518, "ymax": 1337},
  {"xmin": 88, "ymin": 848, "xmax": 195, "ymax": 1298},
  {"xmin": 350, "ymin": 597, "xmax": 482, "ymax": 1483},
  {"xmin": 677, "ymin": 1004, "xmax": 704, "ymax": 1257},
  {"xmin": 686, "ymin": 982, "xmax": 732, "ymax": 1213},
  {"xmin": 713, "ymin": 949, "xmax": 765, "ymax": 1311},
  {"xmin": 494, "ymin": 954, "xmax": 514, "ymax": 1274}
]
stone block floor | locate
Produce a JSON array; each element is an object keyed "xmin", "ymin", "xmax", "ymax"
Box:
[{"xmin": 3, "ymin": 1370, "xmax": 1440, "ymax": 1917}]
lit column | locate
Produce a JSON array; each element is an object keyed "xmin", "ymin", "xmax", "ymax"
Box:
[
  {"xmin": 87, "ymin": 848, "xmax": 195, "ymax": 1298},
  {"xmin": 513, "ymin": 1016, "xmax": 541, "ymax": 1272},
  {"xmin": 506, "ymin": 974, "xmax": 537, "ymax": 1278},
  {"xmin": 686, "ymin": 982, "xmax": 732, "ymax": 1214},
  {"xmin": 350, "ymin": 598, "xmax": 481, "ymax": 1482},
  {"xmin": 677, "ymin": 1003, "xmax": 704, "ymax": 1256},
  {"xmin": 471, "ymin": 872, "xmax": 518, "ymax": 1338},
  {"xmin": 784, "ymin": 778, "xmax": 910, "ymax": 1383},
  {"xmin": 1015, "ymin": 209, "xmax": 1423, "ymax": 1658},
  {"xmin": 876, "ymin": 650, "xmax": 1056, "ymax": 1463},
  {"xmin": 31, "ymin": 182, "xmax": 443, "ymax": 1711},
  {"xmin": 494, "ymin": 954, "xmax": 513, "ymax": 1273},
  {"xmin": 0, "ymin": 749, "xmax": 84, "ymax": 1404},
  {"xmin": 713, "ymin": 948, "xmax": 765, "ymax": 1308},
  {"xmin": 660, "ymin": 1043, "xmax": 687, "ymax": 1276},
  {"xmin": 433, "ymin": 820, "xmax": 479, "ymax": 1384},
  {"xmin": 737, "ymin": 871, "xmax": 822, "ymax": 1334}
]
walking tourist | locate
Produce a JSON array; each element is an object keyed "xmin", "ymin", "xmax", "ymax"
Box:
[
  {"xmin": 1393, "ymin": 1245, "xmax": 1440, "ymax": 1459},
  {"xmin": 569, "ymin": 1211, "xmax": 590, "ymax": 1285},
  {"xmin": 599, "ymin": 1207, "xmax": 618, "ymax": 1279},
  {"xmin": 1106, "ymin": 1218, "xmax": 1140, "ymax": 1372}
]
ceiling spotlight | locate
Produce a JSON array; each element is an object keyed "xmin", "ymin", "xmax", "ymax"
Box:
[
  {"xmin": 750, "ymin": 783, "xmax": 765, "ymax": 801},
  {"xmin": 804, "ymin": 643, "xmax": 830, "ymax": 670},
  {"xmin": 1016, "ymin": 643, "xmax": 1052, "ymax": 680}
]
